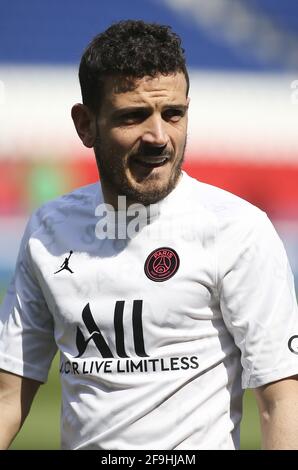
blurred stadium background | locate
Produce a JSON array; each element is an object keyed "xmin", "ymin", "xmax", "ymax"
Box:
[{"xmin": 1, "ymin": 0, "xmax": 298, "ymax": 450}]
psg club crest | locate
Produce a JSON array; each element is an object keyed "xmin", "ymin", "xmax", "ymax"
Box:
[{"xmin": 144, "ymin": 247, "xmax": 180, "ymax": 282}]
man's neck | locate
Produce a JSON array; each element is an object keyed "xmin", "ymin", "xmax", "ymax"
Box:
[{"xmin": 100, "ymin": 180, "xmax": 139, "ymax": 210}]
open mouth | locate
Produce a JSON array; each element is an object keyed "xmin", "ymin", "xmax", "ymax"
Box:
[{"xmin": 131, "ymin": 156, "xmax": 169, "ymax": 168}]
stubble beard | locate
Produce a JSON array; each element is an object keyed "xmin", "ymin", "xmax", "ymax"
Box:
[{"xmin": 94, "ymin": 137, "xmax": 187, "ymax": 206}]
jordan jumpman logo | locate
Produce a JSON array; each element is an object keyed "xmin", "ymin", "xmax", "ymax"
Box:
[{"xmin": 54, "ymin": 250, "xmax": 74, "ymax": 274}]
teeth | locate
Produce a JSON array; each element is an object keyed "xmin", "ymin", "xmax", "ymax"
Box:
[{"xmin": 136, "ymin": 157, "xmax": 167, "ymax": 164}]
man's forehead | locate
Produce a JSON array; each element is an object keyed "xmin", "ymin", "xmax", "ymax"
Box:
[{"xmin": 102, "ymin": 72, "xmax": 187, "ymax": 106}]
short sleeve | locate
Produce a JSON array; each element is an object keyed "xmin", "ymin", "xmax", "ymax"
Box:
[
  {"xmin": 0, "ymin": 210, "xmax": 57, "ymax": 382},
  {"xmin": 218, "ymin": 211, "xmax": 298, "ymax": 389}
]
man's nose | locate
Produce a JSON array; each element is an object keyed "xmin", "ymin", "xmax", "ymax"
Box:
[{"xmin": 141, "ymin": 115, "xmax": 168, "ymax": 146}]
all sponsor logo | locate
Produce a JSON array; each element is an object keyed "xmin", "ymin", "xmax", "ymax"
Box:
[{"xmin": 75, "ymin": 300, "xmax": 148, "ymax": 358}]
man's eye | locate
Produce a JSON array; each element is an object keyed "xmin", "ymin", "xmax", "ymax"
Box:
[
  {"xmin": 163, "ymin": 109, "xmax": 184, "ymax": 122},
  {"xmin": 120, "ymin": 112, "xmax": 144, "ymax": 124}
]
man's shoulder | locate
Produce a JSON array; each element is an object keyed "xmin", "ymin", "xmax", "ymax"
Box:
[
  {"xmin": 184, "ymin": 172, "xmax": 265, "ymax": 223},
  {"xmin": 25, "ymin": 182, "xmax": 100, "ymax": 238},
  {"xmin": 38, "ymin": 182, "xmax": 99, "ymax": 215}
]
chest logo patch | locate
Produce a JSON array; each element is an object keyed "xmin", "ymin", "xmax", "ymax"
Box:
[{"xmin": 144, "ymin": 247, "xmax": 179, "ymax": 282}]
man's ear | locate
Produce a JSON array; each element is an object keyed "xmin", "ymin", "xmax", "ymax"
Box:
[{"xmin": 71, "ymin": 103, "xmax": 96, "ymax": 148}]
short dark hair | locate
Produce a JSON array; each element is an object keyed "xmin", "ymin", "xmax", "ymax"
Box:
[{"xmin": 79, "ymin": 20, "xmax": 189, "ymax": 112}]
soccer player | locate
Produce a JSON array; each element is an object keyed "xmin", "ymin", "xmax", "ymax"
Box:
[{"xmin": 1, "ymin": 20, "xmax": 298, "ymax": 450}]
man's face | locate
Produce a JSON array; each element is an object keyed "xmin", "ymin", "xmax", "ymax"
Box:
[{"xmin": 94, "ymin": 72, "xmax": 189, "ymax": 205}]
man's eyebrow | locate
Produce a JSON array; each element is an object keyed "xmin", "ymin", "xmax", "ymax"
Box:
[
  {"xmin": 162, "ymin": 104, "xmax": 189, "ymax": 112},
  {"xmin": 111, "ymin": 103, "xmax": 189, "ymax": 116},
  {"xmin": 111, "ymin": 106, "xmax": 150, "ymax": 116}
]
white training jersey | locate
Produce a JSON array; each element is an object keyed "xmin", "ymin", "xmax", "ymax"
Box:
[{"xmin": 1, "ymin": 171, "xmax": 298, "ymax": 450}]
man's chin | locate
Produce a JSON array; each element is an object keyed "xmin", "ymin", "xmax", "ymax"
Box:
[
  {"xmin": 122, "ymin": 187, "xmax": 169, "ymax": 206},
  {"xmin": 123, "ymin": 170, "xmax": 181, "ymax": 205}
]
